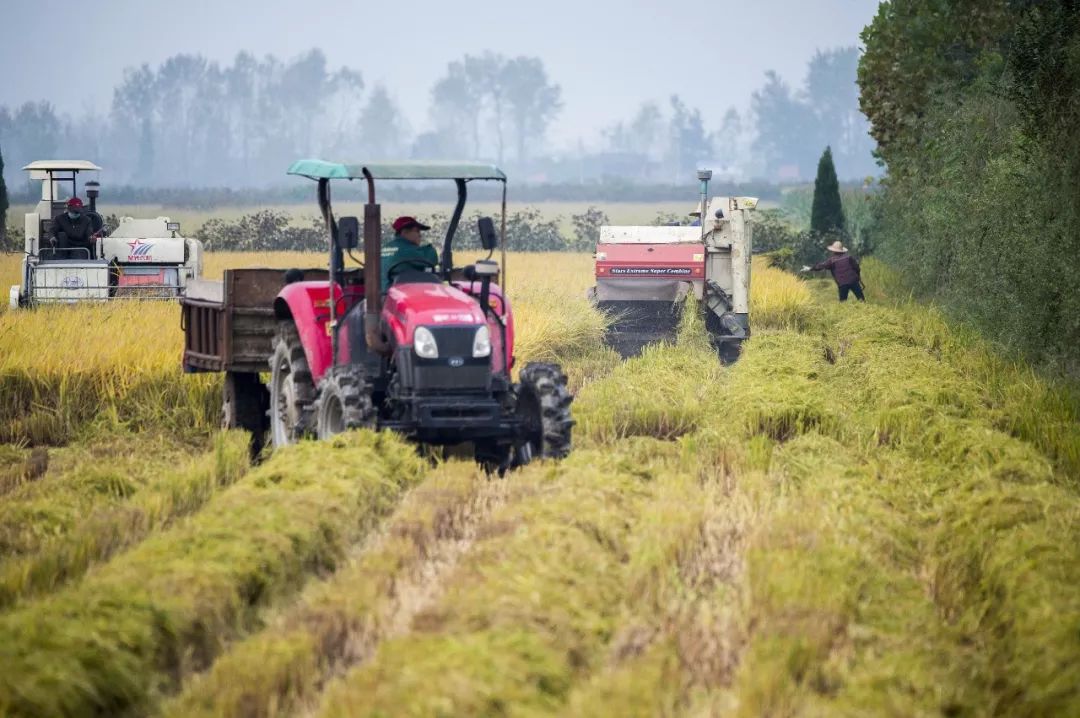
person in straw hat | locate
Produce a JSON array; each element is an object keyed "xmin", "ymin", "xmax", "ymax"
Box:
[{"xmin": 801, "ymin": 240, "xmax": 864, "ymax": 301}]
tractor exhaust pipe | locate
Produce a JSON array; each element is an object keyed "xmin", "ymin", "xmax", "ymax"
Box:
[
  {"xmin": 363, "ymin": 202, "xmax": 389, "ymax": 354},
  {"xmin": 85, "ymin": 180, "xmax": 100, "ymax": 213}
]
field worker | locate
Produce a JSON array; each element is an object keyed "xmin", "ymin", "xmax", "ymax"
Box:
[
  {"xmin": 50, "ymin": 197, "xmax": 96, "ymax": 256},
  {"xmin": 802, "ymin": 240, "xmax": 864, "ymax": 302},
  {"xmin": 381, "ymin": 216, "xmax": 439, "ymax": 290}
]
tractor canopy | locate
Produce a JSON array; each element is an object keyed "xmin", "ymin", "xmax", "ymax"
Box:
[{"xmin": 286, "ymin": 159, "xmax": 506, "ymax": 182}]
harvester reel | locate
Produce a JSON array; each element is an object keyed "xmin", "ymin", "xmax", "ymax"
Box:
[
  {"xmin": 513, "ymin": 362, "xmax": 574, "ymax": 465},
  {"xmin": 314, "ymin": 366, "xmax": 376, "ymax": 440},
  {"xmin": 268, "ymin": 322, "xmax": 316, "ymax": 448}
]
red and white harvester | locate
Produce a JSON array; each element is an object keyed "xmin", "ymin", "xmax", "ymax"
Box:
[{"xmin": 589, "ymin": 170, "xmax": 757, "ymax": 360}]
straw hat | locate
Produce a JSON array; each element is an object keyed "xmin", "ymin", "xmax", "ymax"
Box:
[{"xmin": 826, "ymin": 240, "xmax": 848, "ymax": 253}]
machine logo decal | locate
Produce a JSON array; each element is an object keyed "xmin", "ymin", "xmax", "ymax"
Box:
[
  {"xmin": 448, "ymin": 357, "xmax": 465, "ymax": 367},
  {"xmin": 609, "ymin": 267, "xmax": 694, "ymax": 276},
  {"xmin": 61, "ymin": 274, "xmax": 85, "ymax": 289},
  {"xmin": 126, "ymin": 240, "xmax": 154, "ymax": 262}
]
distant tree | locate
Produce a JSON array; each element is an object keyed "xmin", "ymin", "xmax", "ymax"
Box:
[
  {"xmin": 502, "ymin": 56, "xmax": 561, "ymax": 165},
  {"xmin": 667, "ymin": 95, "xmax": 711, "ymax": 181},
  {"xmin": 752, "ymin": 71, "xmax": 811, "ymax": 178},
  {"xmin": 810, "ymin": 146, "xmax": 846, "ymax": 236},
  {"xmin": 431, "ymin": 59, "xmax": 485, "ymax": 156},
  {"xmin": 359, "ymin": 85, "xmax": 409, "ymax": 156},
  {"xmin": 1, "ymin": 102, "xmax": 61, "ymax": 180},
  {"xmin": 630, "ymin": 102, "xmax": 663, "ymax": 159},
  {"xmin": 0, "ymin": 143, "xmax": 7, "ymax": 248}
]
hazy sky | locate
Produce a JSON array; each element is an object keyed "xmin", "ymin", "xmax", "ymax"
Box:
[{"xmin": 1, "ymin": 0, "xmax": 881, "ymax": 149}]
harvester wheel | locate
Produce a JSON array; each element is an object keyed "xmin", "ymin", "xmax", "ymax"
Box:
[
  {"xmin": 315, "ymin": 366, "xmax": 376, "ymax": 440},
  {"xmin": 268, "ymin": 322, "xmax": 316, "ymax": 448},
  {"xmin": 513, "ymin": 362, "xmax": 574, "ymax": 465},
  {"xmin": 222, "ymin": 371, "xmax": 269, "ymax": 455}
]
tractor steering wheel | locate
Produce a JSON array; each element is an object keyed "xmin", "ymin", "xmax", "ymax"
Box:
[{"xmin": 386, "ymin": 257, "xmax": 440, "ymax": 283}]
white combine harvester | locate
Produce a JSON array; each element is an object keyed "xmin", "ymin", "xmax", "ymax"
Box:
[{"xmin": 8, "ymin": 161, "xmax": 203, "ymax": 308}]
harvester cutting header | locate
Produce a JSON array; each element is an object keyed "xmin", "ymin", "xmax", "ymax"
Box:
[{"xmin": 589, "ymin": 170, "xmax": 756, "ymax": 360}]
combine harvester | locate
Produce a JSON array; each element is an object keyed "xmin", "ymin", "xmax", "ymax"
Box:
[
  {"xmin": 181, "ymin": 160, "xmax": 573, "ymax": 471},
  {"xmin": 589, "ymin": 170, "xmax": 757, "ymax": 361},
  {"xmin": 8, "ymin": 161, "xmax": 203, "ymax": 308}
]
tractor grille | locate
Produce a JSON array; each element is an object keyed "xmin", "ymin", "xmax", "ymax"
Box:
[{"xmin": 397, "ymin": 325, "xmax": 491, "ymax": 392}]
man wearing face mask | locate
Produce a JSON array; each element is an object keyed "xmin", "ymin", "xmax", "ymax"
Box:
[{"xmin": 50, "ymin": 197, "xmax": 96, "ymax": 257}]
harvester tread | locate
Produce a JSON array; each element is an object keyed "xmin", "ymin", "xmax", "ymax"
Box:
[
  {"xmin": 516, "ymin": 362, "xmax": 574, "ymax": 461},
  {"xmin": 315, "ymin": 366, "xmax": 377, "ymax": 439}
]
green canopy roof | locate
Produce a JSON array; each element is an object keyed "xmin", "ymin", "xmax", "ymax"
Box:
[{"xmin": 287, "ymin": 159, "xmax": 506, "ymax": 181}]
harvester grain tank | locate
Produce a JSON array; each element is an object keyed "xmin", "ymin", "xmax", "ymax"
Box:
[
  {"xmin": 589, "ymin": 170, "xmax": 756, "ymax": 360},
  {"xmin": 181, "ymin": 160, "xmax": 573, "ymax": 471},
  {"xmin": 8, "ymin": 161, "xmax": 203, "ymax": 308}
]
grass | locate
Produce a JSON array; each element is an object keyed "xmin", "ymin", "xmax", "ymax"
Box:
[
  {"xmin": 162, "ymin": 459, "xmax": 498, "ymax": 718},
  {"xmin": 0, "ymin": 428, "xmax": 250, "ymax": 609},
  {"xmin": 1, "ymin": 242, "xmax": 1079, "ymax": 715},
  {"xmin": 0, "ymin": 430, "xmax": 427, "ymax": 718}
]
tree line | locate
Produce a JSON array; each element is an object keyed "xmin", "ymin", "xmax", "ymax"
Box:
[
  {"xmin": 858, "ymin": 0, "xmax": 1080, "ymax": 374},
  {"xmin": 0, "ymin": 45, "xmax": 876, "ymax": 192}
]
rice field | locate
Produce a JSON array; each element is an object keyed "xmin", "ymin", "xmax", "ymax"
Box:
[{"xmin": 0, "ymin": 248, "xmax": 1078, "ymax": 717}]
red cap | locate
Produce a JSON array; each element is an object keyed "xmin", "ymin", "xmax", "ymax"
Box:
[
  {"xmin": 392, "ymin": 216, "xmax": 430, "ymax": 233},
  {"xmin": 66, "ymin": 197, "xmax": 84, "ymax": 209}
]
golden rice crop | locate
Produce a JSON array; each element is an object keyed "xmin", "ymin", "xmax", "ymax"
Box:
[
  {"xmin": 0, "ymin": 428, "xmax": 249, "ymax": 609},
  {"xmin": 163, "ymin": 459, "xmax": 497, "ymax": 718},
  {"xmin": 0, "ymin": 430, "xmax": 426, "ymax": 718},
  {"xmin": 749, "ymin": 257, "xmax": 817, "ymax": 331},
  {"xmin": 2, "ymin": 245, "xmax": 1079, "ymax": 716}
]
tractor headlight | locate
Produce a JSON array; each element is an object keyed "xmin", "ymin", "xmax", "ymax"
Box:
[
  {"xmin": 472, "ymin": 325, "xmax": 491, "ymax": 358},
  {"xmin": 413, "ymin": 327, "xmax": 439, "ymax": 359}
]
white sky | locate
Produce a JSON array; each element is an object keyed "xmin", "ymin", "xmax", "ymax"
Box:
[{"xmin": 0, "ymin": 0, "xmax": 881, "ymax": 149}]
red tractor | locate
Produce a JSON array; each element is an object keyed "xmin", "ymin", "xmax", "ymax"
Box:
[{"xmin": 182, "ymin": 160, "xmax": 572, "ymax": 471}]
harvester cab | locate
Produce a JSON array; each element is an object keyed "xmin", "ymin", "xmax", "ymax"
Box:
[
  {"xmin": 8, "ymin": 161, "xmax": 203, "ymax": 308},
  {"xmin": 590, "ymin": 170, "xmax": 757, "ymax": 361},
  {"xmin": 258, "ymin": 160, "xmax": 572, "ymax": 471}
]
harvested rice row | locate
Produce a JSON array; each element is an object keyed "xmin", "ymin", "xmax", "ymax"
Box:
[
  {"xmin": 0, "ymin": 430, "xmax": 250, "ymax": 610},
  {"xmin": 312, "ymin": 438, "xmax": 727, "ymax": 717},
  {"xmin": 163, "ymin": 460, "xmax": 516, "ymax": 718},
  {"xmin": 0, "ymin": 431, "xmax": 427, "ymax": 718},
  {"xmin": 705, "ymin": 298, "xmax": 1080, "ymax": 715},
  {"xmin": 0, "ymin": 428, "xmax": 210, "ymax": 559}
]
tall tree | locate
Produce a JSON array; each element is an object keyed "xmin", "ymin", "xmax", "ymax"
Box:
[
  {"xmin": 751, "ymin": 71, "xmax": 810, "ymax": 177},
  {"xmin": 359, "ymin": 85, "xmax": 409, "ymax": 156},
  {"xmin": 0, "ymin": 143, "xmax": 8, "ymax": 248},
  {"xmin": 667, "ymin": 95, "xmax": 711, "ymax": 181},
  {"xmin": 810, "ymin": 146, "xmax": 846, "ymax": 236},
  {"xmin": 431, "ymin": 59, "xmax": 484, "ymax": 156},
  {"xmin": 501, "ymin": 56, "xmax": 561, "ymax": 165}
]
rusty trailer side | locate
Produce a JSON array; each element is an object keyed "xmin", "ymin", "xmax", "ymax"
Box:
[{"xmin": 182, "ymin": 267, "xmax": 327, "ymax": 373}]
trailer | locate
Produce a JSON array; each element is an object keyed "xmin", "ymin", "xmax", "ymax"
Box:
[{"xmin": 182, "ymin": 267, "xmax": 329, "ymax": 452}]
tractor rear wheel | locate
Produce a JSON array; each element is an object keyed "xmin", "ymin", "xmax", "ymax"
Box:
[
  {"xmin": 315, "ymin": 366, "xmax": 376, "ymax": 440},
  {"xmin": 222, "ymin": 371, "xmax": 269, "ymax": 456},
  {"xmin": 268, "ymin": 321, "xmax": 316, "ymax": 448},
  {"xmin": 513, "ymin": 362, "xmax": 574, "ymax": 466}
]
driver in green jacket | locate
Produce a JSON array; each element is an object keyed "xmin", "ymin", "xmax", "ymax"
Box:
[{"xmin": 381, "ymin": 216, "xmax": 439, "ymax": 290}]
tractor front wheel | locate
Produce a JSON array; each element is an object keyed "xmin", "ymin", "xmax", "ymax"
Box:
[
  {"xmin": 315, "ymin": 366, "xmax": 376, "ymax": 440},
  {"xmin": 268, "ymin": 322, "xmax": 316, "ymax": 448},
  {"xmin": 513, "ymin": 362, "xmax": 574, "ymax": 466}
]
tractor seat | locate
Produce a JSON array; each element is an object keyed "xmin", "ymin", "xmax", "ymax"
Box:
[{"xmin": 391, "ymin": 269, "xmax": 442, "ymax": 285}]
